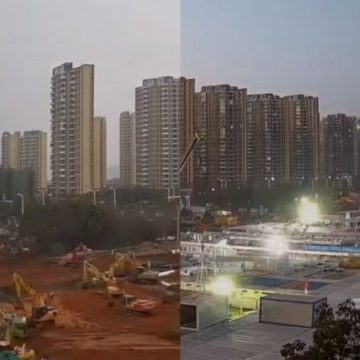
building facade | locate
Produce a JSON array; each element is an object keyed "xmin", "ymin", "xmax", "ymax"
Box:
[
  {"xmin": 321, "ymin": 114, "xmax": 358, "ymax": 178},
  {"xmin": 280, "ymin": 95, "xmax": 320, "ymax": 184},
  {"xmin": 135, "ymin": 76, "xmax": 182, "ymax": 189},
  {"xmin": 247, "ymin": 94, "xmax": 286, "ymax": 187},
  {"xmin": 119, "ymin": 111, "xmax": 136, "ymax": 187},
  {"xmin": 1, "ymin": 132, "xmax": 20, "ymax": 169},
  {"xmin": 1, "ymin": 131, "xmax": 47, "ymax": 192},
  {"xmin": 50, "ymin": 63, "xmax": 105, "ymax": 200},
  {"xmin": 194, "ymin": 85, "xmax": 247, "ymax": 192},
  {"xmin": 19, "ymin": 131, "xmax": 47, "ymax": 191}
]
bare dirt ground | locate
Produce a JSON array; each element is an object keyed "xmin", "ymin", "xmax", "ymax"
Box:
[{"xmin": 0, "ymin": 251, "xmax": 180, "ymax": 360}]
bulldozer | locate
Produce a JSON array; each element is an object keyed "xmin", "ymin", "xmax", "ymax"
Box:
[{"xmin": 12, "ymin": 273, "xmax": 58, "ymax": 327}]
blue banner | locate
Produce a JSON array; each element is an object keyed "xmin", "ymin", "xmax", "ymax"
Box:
[{"xmin": 304, "ymin": 244, "xmax": 360, "ymax": 254}]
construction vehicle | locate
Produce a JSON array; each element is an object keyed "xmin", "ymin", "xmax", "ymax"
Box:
[
  {"xmin": 106, "ymin": 253, "xmax": 140, "ymax": 278},
  {"xmin": 82, "ymin": 260, "xmax": 123, "ymax": 298},
  {"xmin": 125, "ymin": 298, "xmax": 157, "ymax": 315},
  {"xmin": 13, "ymin": 344, "xmax": 36, "ymax": 360},
  {"xmin": 59, "ymin": 243, "xmax": 92, "ymax": 266},
  {"xmin": 160, "ymin": 281, "xmax": 179, "ymax": 302},
  {"xmin": 0, "ymin": 311, "xmax": 27, "ymax": 342},
  {"xmin": 12, "ymin": 273, "xmax": 57, "ymax": 327}
]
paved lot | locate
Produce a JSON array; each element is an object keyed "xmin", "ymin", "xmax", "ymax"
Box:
[{"xmin": 181, "ymin": 272, "xmax": 360, "ymax": 360}]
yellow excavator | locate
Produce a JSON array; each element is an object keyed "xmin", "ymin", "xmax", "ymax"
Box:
[
  {"xmin": 12, "ymin": 273, "xmax": 58, "ymax": 327},
  {"xmin": 82, "ymin": 260, "xmax": 124, "ymax": 298},
  {"xmin": 107, "ymin": 253, "xmax": 139, "ymax": 279}
]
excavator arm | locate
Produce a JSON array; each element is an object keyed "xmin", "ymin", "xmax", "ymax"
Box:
[
  {"xmin": 12, "ymin": 273, "xmax": 57, "ymax": 326},
  {"xmin": 83, "ymin": 260, "xmax": 106, "ymax": 281},
  {"xmin": 106, "ymin": 253, "xmax": 138, "ymax": 279},
  {"xmin": 12, "ymin": 273, "xmax": 44, "ymax": 308}
]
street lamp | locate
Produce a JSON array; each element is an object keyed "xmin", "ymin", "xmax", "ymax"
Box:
[
  {"xmin": 17, "ymin": 193, "xmax": 24, "ymax": 215},
  {"xmin": 40, "ymin": 189, "xmax": 46, "ymax": 206},
  {"xmin": 89, "ymin": 189, "xmax": 99, "ymax": 206},
  {"xmin": 265, "ymin": 177, "xmax": 275, "ymax": 190},
  {"xmin": 326, "ymin": 176, "xmax": 331, "ymax": 191},
  {"xmin": 109, "ymin": 187, "xmax": 117, "ymax": 209}
]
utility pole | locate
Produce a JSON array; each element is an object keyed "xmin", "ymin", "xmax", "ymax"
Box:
[
  {"xmin": 110, "ymin": 187, "xmax": 117, "ymax": 209},
  {"xmin": 17, "ymin": 193, "xmax": 24, "ymax": 216},
  {"xmin": 89, "ymin": 189, "xmax": 99, "ymax": 205},
  {"xmin": 40, "ymin": 189, "xmax": 46, "ymax": 206}
]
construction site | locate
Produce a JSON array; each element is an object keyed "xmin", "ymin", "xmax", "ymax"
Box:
[{"xmin": 0, "ymin": 243, "xmax": 180, "ymax": 360}]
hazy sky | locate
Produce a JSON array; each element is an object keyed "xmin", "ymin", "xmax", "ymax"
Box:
[
  {"xmin": 181, "ymin": 0, "xmax": 360, "ymax": 116},
  {"xmin": 2, "ymin": 0, "xmax": 359, "ymax": 173},
  {"xmin": 0, "ymin": 0, "xmax": 180, "ymax": 171}
]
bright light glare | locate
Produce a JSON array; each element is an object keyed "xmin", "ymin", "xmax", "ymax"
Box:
[
  {"xmin": 266, "ymin": 234, "xmax": 288, "ymax": 256},
  {"xmin": 298, "ymin": 198, "xmax": 319, "ymax": 224},
  {"xmin": 301, "ymin": 196, "xmax": 309, "ymax": 204},
  {"xmin": 211, "ymin": 277, "xmax": 234, "ymax": 295}
]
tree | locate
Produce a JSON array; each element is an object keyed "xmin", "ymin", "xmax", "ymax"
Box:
[
  {"xmin": 19, "ymin": 200, "xmax": 176, "ymax": 254},
  {"xmin": 281, "ymin": 299, "xmax": 360, "ymax": 360}
]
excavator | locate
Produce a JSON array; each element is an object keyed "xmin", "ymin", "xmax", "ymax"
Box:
[
  {"xmin": 106, "ymin": 254, "xmax": 164, "ymax": 284},
  {"xmin": 82, "ymin": 260, "xmax": 157, "ymax": 313},
  {"xmin": 12, "ymin": 273, "xmax": 58, "ymax": 327},
  {"xmin": 0, "ymin": 310, "xmax": 27, "ymax": 342},
  {"xmin": 82, "ymin": 260, "xmax": 124, "ymax": 298},
  {"xmin": 106, "ymin": 253, "xmax": 140, "ymax": 279}
]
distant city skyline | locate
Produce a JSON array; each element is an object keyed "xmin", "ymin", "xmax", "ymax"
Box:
[
  {"xmin": 1, "ymin": 0, "xmax": 359, "ymax": 172},
  {"xmin": 0, "ymin": 0, "xmax": 180, "ymax": 169},
  {"xmin": 181, "ymin": 0, "xmax": 360, "ymax": 116}
]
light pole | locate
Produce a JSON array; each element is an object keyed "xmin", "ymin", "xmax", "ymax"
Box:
[
  {"xmin": 265, "ymin": 177, "xmax": 275, "ymax": 190},
  {"xmin": 326, "ymin": 176, "xmax": 331, "ymax": 191},
  {"xmin": 109, "ymin": 187, "xmax": 117, "ymax": 209},
  {"xmin": 17, "ymin": 193, "xmax": 24, "ymax": 216},
  {"xmin": 168, "ymin": 187, "xmax": 181, "ymax": 246},
  {"xmin": 89, "ymin": 189, "xmax": 99, "ymax": 206},
  {"xmin": 40, "ymin": 189, "xmax": 46, "ymax": 206}
]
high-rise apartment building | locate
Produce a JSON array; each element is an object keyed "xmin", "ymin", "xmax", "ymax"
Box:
[
  {"xmin": 280, "ymin": 95, "xmax": 320, "ymax": 184},
  {"xmin": 321, "ymin": 114, "xmax": 358, "ymax": 178},
  {"xmin": 1, "ymin": 131, "xmax": 47, "ymax": 192},
  {"xmin": 119, "ymin": 111, "xmax": 136, "ymax": 187},
  {"xmin": 247, "ymin": 94, "xmax": 286, "ymax": 187},
  {"xmin": 194, "ymin": 85, "xmax": 247, "ymax": 192},
  {"xmin": 1, "ymin": 132, "xmax": 20, "ymax": 169},
  {"xmin": 135, "ymin": 76, "xmax": 182, "ymax": 189},
  {"xmin": 50, "ymin": 62, "xmax": 105, "ymax": 200},
  {"xmin": 19, "ymin": 131, "xmax": 47, "ymax": 191}
]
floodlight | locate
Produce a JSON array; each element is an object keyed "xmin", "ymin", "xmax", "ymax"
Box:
[
  {"xmin": 298, "ymin": 198, "xmax": 319, "ymax": 224},
  {"xmin": 211, "ymin": 277, "xmax": 234, "ymax": 295},
  {"xmin": 266, "ymin": 234, "xmax": 288, "ymax": 256}
]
